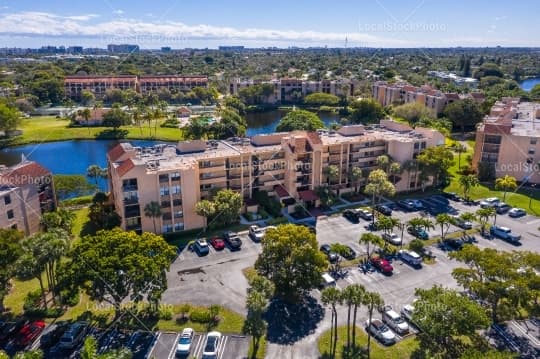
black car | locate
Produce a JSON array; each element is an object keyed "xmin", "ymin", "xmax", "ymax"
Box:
[
  {"xmin": 320, "ymin": 244, "xmax": 339, "ymax": 263},
  {"xmin": 396, "ymin": 200, "xmax": 415, "ymax": 211},
  {"xmin": 443, "ymin": 238, "xmax": 464, "ymax": 250},
  {"xmin": 40, "ymin": 321, "xmax": 70, "ymax": 349},
  {"xmin": 343, "ymin": 209, "xmax": 360, "ymax": 223},
  {"xmin": 223, "ymin": 231, "xmax": 242, "ymax": 251},
  {"xmin": 442, "ymin": 192, "xmax": 461, "ymax": 201},
  {"xmin": 375, "ymin": 204, "xmax": 392, "ymax": 216},
  {"xmin": 342, "ymin": 245, "xmax": 357, "ymax": 260}
]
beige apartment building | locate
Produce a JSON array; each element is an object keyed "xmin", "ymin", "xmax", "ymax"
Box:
[
  {"xmin": 371, "ymin": 81, "xmax": 484, "ymax": 114},
  {"xmin": 108, "ymin": 120, "xmax": 444, "ymax": 234},
  {"xmin": 473, "ymin": 98, "xmax": 540, "ymax": 183},
  {"xmin": 229, "ymin": 78, "xmax": 357, "ymax": 103},
  {"xmin": 0, "ymin": 160, "xmax": 56, "ymax": 235}
]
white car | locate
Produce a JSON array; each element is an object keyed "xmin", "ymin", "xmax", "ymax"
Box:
[
  {"xmin": 508, "ymin": 208, "xmax": 526, "ymax": 218},
  {"xmin": 249, "ymin": 225, "xmax": 265, "ymax": 242},
  {"xmin": 398, "ymin": 249, "xmax": 422, "ymax": 267},
  {"xmin": 382, "ymin": 233, "xmax": 402, "ymax": 246},
  {"xmin": 382, "ymin": 309, "xmax": 409, "ymax": 335},
  {"xmin": 401, "ymin": 304, "xmax": 415, "ymax": 322},
  {"xmin": 480, "ymin": 197, "xmax": 500, "ymax": 208},
  {"xmin": 365, "ymin": 319, "xmax": 396, "ymax": 345},
  {"xmin": 202, "ymin": 331, "xmax": 222, "ymax": 358},
  {"xmin": 176, "ymin": 328, "xmax": 194, "ymax": 356}
]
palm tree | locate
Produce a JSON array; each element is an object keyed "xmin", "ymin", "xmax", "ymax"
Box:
[
  {"xmin": 359, "ymin": 232, "xmax": 383, "ymax": 260},
  {"xmin": 87, "ymin": 164, "xmax": 104, "ymax": 185},
  {"xmin": 364, "ymin": 169, "xmax": 396, "ymax": 226},
  {"xmin": 195, "ymin": 200, "xmax": 216, "ymax": 231},
  {"xmin": 495, "ymin": 175, "xmax": 517, "ymax": 201},
  {"xmin": 321, "ymin": 287, "xmax": 342, "ymax": 358},
  {"xmin": 342, "ymin": 284, "xmax": 366, "ymax": 355},
  {"xmin": 459, "ymin": 174, "xmax": 480, "ymax": 202},
  {"xmin": 376, "ymin": 155, "xmax": 389, "ymax": 173},
  {"xmin": 362, "ymin": 291, "xmax": 384, "ymax": 359},
  {"xmin": 144, "ymin": 201, "xmax": 162, "ymax": 233},
  {"xmin": 348, "ymin": 166, "xmax": 363, "ymax": 193},
  {"xmin": 78, "ymin": 108, "xmax": 92, "ymax": 134},
  {"xmin": 324, "ymin": 165, "xmax": 340, "ymax": 186},
  {"xmin": 435, "ymin": 213, "xmax": 453, "ymax": 242},
  {"xmin": 476, "ymin": 207, "xmax": 495, "ymax": 235},
  {"xmin": 455, "ymin": 143, "xmax": 467, "ymax": 169},
  {"xmin": 402, "ymin": 159, "xmax": 417, "ymax": 190},
  {"xmin": 408, "ymin": 217, "xmax": 434, "ymax": 234},
  {"xmin": 389, "ymin": 162, "xmax": 401, "ymax": 186}
]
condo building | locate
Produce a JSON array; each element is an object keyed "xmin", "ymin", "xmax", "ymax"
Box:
[
  {"xmin": 229, "ymin": 78, "xmax": 356, "ymax": 103},
  {"xmin": 108, "ymin": 120, "xmax": 444, "ymax": 234},
  {"xmin": 0, "ymin": 160, "xmax": 56, "ymax": 235},
  {"xmin": 473, "ymin": 98, "xmax": 540, "ymax": 183},
  {"xmin": 64, "ymin": 75, "xmax": 208, "ymax": 101}
]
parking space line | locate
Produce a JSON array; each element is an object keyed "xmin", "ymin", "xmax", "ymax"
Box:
[
  {"xmin": 194, "ymin": 333, "xmax": 206, "ymax": 358},
  {"xmin": 217, "ymin": 335, "xmax": 228, "ymax": 359},
  {"xmin": 167, "ymin": 333, "xmax": 180, "ymax": 359},
  {"xmin": 510, "ymin": 321, "xmax": 540, "ymax": 346}
]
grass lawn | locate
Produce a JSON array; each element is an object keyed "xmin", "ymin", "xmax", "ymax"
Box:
[
  {"xmin": 444, "ymin": 140, "xmax": 540, "ymax": 216},
  {"xmin": 7, "ymin": 116, "xmax": 185, "ymax": 146},
  {"xmin": 71, "ymin": 207, "xmax": 90, "ymax": 238},
  {"xmin": 4, "ymin": 278, "xmax": 41, "ymax": 315},
  {"xmin": 156, "ymin": 304, "xmax": 245, "ymax": 334},
  {"xmin": 248, "ymin": 335, "xmax": 267, "ymax": 359},
  {"xmin": 318, "ymin": 325, "xmax": 418, "ymax": 359}
]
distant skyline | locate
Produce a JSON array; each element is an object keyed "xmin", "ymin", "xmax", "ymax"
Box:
[{"xmin": 0, "ymin": 0, "xmax": 538, "ymax": 49}]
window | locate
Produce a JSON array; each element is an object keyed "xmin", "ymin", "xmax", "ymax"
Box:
[
  {"xmin": 162, "ymin": 224, "xmax": 173, "ymax": 233},
  {"xmin": 174, "ymin": 222, "xmax": 184, "ymax": 231},
  {"xmin": 531, "ymin": 138, "xmax": 537, "ymax": 145},
  {"xmin": 173, "ymin": 199, "xmax": 182, "ymax": 206},
  {"xmin": 421, "ymin": 142, "xmax": 426, "ymax": 149},
  {"xmin": 162, "ymin": 212, "xmax": 172, "ymax": 220},
  {"xmin": 122, "ymin": 178, "xmax": 138, "ymax": 191},
  {"xmin": 171, "ymin": 185, "xmax": 181, "ymax": 194},
  {"xmin": 159, "ymin": 174, "xmax": 169, "ymax": 183},
  {"xmin": 7, "ymin": 209, "xmax": 14, "ymax": 219},
  {"xmin": 160, "ymin": 187, "xmax": 169, "ymax": 196},
  {"xmin": 171, "ymin": 172, "xmax": 181, "ymax": 181},
  {"xmin": 126, "ymin": 217, "xmax": 140, "ymax": 227},
  {"xmin": 4, "ymin": 195, "xmax": 11, "ymax": 205},
  {"xmin": 529, "ymin": 148, "xmax": 536, "ymax": 155},
  {"xmin": 200, "ymin": 184, "xmax": 213, "ymax": 190},
  {"xmin": 174, "ymin": 211, "xmax": 183, "ymax": 218}
]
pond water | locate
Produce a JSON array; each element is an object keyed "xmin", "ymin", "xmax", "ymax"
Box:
[
  {"xmin": 246, "ymin": 109, "xmax": 343, "ymax": 136},
  {"xmin": 520, "ymin": 78, "xmax": 540, "ymax": 92}
]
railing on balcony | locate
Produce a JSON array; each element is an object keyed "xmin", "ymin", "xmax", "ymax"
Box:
[
  {"xmin": 122, "ymin": 185, "xmax": 138, "ymax": 192},
  {"xmin": 123, "ymin": 196, "xmax": 138, "ymax": 204}
]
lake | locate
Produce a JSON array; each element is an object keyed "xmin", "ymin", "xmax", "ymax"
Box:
[
  {"xmin": 0, "ymin": 110, "xmax": 343, "ymax": 188},
  {"xmin": 520, "ymin": 78, "xmax": 540, "ymax": 92}
]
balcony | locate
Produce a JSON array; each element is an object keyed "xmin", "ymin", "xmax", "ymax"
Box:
[
  {"xmin": 123, "ymin": 196, "xmax": 139, "ymax": 205},
  {"xmin": 122, "ymin": 185, "xmax": 138, "ymax": 192}
]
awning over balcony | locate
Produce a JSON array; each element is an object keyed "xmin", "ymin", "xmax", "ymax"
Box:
[
  {"xmin": 298, "ymin": 190, "xmax": 319, "ymax": 202},
  {"xmin": 274, "ymin": 185, "xmax": 291, "ymax": 198}
]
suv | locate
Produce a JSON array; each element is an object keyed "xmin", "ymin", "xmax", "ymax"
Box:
[
  {"xmin": 496, "ymin": 203, "xmax": 511, "ymax": 214},
  {"xmin": 343, "ymin": 209, "xmax": 360, "ymax": 223},
  {"xmin": 490, "ymin": 225, "xmax": 521, "ymax": 244},
  {"xmin": 365, "ymin": 319, "xmax": 396, "ymax": 345},
  {"xmin": 407, "ymin": 226, "xmax": 428, "ymax": 240},
  {"xmin": 382, "ymin": 233, "xmax": 402, "ymax": 246},
  {"xmin": 223, "ymin": 231, "xmax": 242, "ymax": 250},
  {"xmin": 194, "ymin": 238, "xmax": 210, "ymax": 256},
  {"xmin": 356, "ymin": 208, "xmax": 373, "ymax": 221},
  {"xmin": 398, "ymin": 250, "xmax": 422, "ymax": 267},
  {"xmin": 59, "ymin": 322, "xmax": 88, "ymax": 349},
  {"xmin": 320, "ymin": 244, "xmax": 338, "ymax": 263},
  {"xmin": 375, "ymin": 204, "xmax": 393, "ymax": 216},
  {"xmin": 451, "ymin": 215, "xmax": 473, "ymax": 230},
  {"xmin": 382, "ymin": 308, "xmax": 409, "ymax": 335},
  {"xmin": 480, "ymin": 197, "xmax": 500, "ymax": 208},
  {"xmin": 508, "ymin": 208, "xmax": 526, "ymax": 218},
  {"xmin": 249, "ymin": 225, "xmax": 265, "ymax": 242},
  {"xmin": 444, "ymin": 237, "xmax": 464, "ymax": 250}
]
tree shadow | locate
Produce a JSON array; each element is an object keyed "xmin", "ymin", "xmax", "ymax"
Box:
[
  {"xmin": 95, "ymin": 129, "xmax": 128, "ymax": 139},
  {"xmin": 264, "ymin": 295, "xmax": 324, "ymax": 344}
]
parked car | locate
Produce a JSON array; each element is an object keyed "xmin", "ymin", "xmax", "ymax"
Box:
[
  {"xmin": 40, "ymin": 321, "xmax": 69, "ymax": 349},
  {"xmin": 375, "ymin": 204, "xmax": 393, "ymax": 216},
  {"xmin": 194, "ymin": 238, "xmax": 210, "ymax": 256},
  {"xmin": 343, "ymin": 209, "xmax": 360, "ymax": 223},
  {"xmin": 401, "ymin": 303, "xmax": 415, "ymax": 323},
  {"xmin": 508, "ymin": 208, "xmax": 526, "ymax": 218},
  {"xmin": 202, "ymin": 331, "xmax": 222, "ymax": 358},
  {"xmin": 490, "ymin": 225, "xmax": 521, "ymax": 244},
  {"xmin": 223, "ymin": 231, "xmax": 242, "ymax": 251},
  {"xmin": 431, "ymin": 195, "xmax": 449, "ymax": 205},
  {"xmin": 341, "ymin": 245, "xmax": 357, "ymax": 260},
  {"xmin": 0, "ymin": 320, "xmax": 26, "ymax": 342},
  {"xmin": 496, "ymin": 203, "xmax": 511, "ymax": 214},
  {"xmin": 356, "ymin": 208, "xmax": 373, "ymax": 221},
  {"xmin": 480, "ymin": 197, "xmax": 500, "ymax": 208},
  {"xmin": 176, "ymin": 327, "xmax": 194, "ymax": 356},
  {"xmin": 365, "ymin": 319, "xmax": 396, "ymax": 345},
  {"xmin": 370, "ymin": 257, "xmax": 393, "ymax": 274},
  {"xmin": 209, "ymin": 237, "xmax": 225, "ymax": 250},
  {"xmin": 249, "ymin": 225, "xmax": 265, "ymax": 242},
  {"xmin": 407, "ymin": 226, "xmax": 429, "ymax": 240},
  {"xmin": 398, "ymin": 250, "xmax": 422, "ymax": 267},
  {"xmin": 382, "ymin": 233, "xmax": 402, "ymax": 246},
  {"xmin": 321, "ymin": 272, "xmax": 336, "ymax": 288},
  {"xmin": 382, "ymin": 308, "xmax": 409, "ymax": 335},
  {"xmin": 14, "ymin": 320, "xmax": 45, "ymax": 347},
  {"xmin": 443, "ymin": 237, "xmax": 464, "ymax": 250},
  {"xmin": 59, "ymin": 322, "xmax": 89, "ymax": 349},
  {"xmin": 320, "ymin": 244, "xmax": 338, "ymax": 263},
  {"xmin": 443, "ymin": 192, "xmax": 461, "ymax": 201},
  {"xmin": 451, "ymin": 215, "xmax": 473, "ymax": 230},
  {"xmin": 410, "ymin": 199, "xmax": 425, "ymax": 210},
  {"xmin": 397, "ymin": 200, "xmax": 415, "ymax": 211}
]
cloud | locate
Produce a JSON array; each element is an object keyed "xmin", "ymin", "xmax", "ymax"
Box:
[{"xmin": 113, "ymin": 10, "xmax": 125, "ymax": 15}]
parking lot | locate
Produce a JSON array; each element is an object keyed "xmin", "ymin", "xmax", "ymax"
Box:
[{"xmin": 148, "ymin": 331, "xmax": 249, "ymax": 359}]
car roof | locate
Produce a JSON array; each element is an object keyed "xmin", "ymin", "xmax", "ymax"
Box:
[
  {"xmin": 385, "ymin": 309, "xmax": 400, "ymax": 318},
  {"xmin": 181, "ymin": 328, "xmax": 193, "ymax": 335}
]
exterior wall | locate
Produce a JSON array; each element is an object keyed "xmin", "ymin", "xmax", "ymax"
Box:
[{"xmin": 0, "ymin": 186, "xmax": 41, "ymax": 236}]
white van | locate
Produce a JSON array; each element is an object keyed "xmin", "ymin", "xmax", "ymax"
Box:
[
  {"xmin": 398, "ymin": 250, "xmax": 422, "ymax": 267},
  {"xmin": 321, "ymin": 273, "xmax": 336, "ymax": 287}
]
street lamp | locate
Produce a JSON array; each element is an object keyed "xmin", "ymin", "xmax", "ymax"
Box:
[{"xmin": 530, "ymin": 183, "xmax": 536, "ymax": 209}]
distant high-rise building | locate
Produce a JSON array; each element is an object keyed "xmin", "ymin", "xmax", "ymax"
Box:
[
  {"xmin": 107, "ymin": 44, "xmax": 140, "ymax": 53},
  {"xmin": 67, "ymin": 46, "xmax": 83, "ymax": 54},
  {"xmin": 218, "ymin": 46, "xmax": 245, "ymax": 51},
  {"xmin": 161, "ymin": 47, "xmax": 172, "ymax": 53}
]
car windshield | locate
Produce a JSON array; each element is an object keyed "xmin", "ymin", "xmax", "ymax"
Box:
[
  {"xmin": 394, "ymin": 316, "xmax": 404, "ymax": 323},
  {"xmin": 179, "ymin": 336, "xmax": 191, "ymax": 344},
  {"xmin": 204, "ymin": 337, "xmax": 217, "ymax": 352}
]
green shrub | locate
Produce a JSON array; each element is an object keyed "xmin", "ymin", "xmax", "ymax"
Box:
[
  {"xmin": 190, "ymin": 308, "xmax": 213, "ymax": 323},
  {"xmin": 60, "ymin": 289, "xmax": 80, "ymax": 307},
  {"xmin": 258, "ymin": 209, "xmax": 269, "ymax": 219},
  {"xmin": 254, "ymin": 191, "xmax": 282, "ymax": 217},
  {"xmin": 159, "ymin": 306, "xmax": 173, "ymax": 320},
  {"xmin": 160, "ymin": 118, "xmax": 180, "ymax": 128},
  {"xmin": 266, "ymin": 216, "xmax": 288, "ymax": 225}
]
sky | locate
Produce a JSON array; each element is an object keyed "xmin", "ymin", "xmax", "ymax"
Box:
[{"xmin": 0, "ymin": 0, "xmax": 538, "ymax": 49}]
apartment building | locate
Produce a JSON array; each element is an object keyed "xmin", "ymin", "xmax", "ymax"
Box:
[
  {"xmin": 0, "ymin": 160, "xmax": 56, "ymax": 235},
  {"xmin": 229, "ymin": 78, "xmax": 356, "ymax": 103},
  {"xmin": 108, "ymin": 120, "xmax": 444, "ymax": 234},
  {"xmin": 64, "ymin": 75, "xmax": 208, "ymax": 100},
  {"xmin": 473, "ymin": 98, "xmax": 540, "ymax": 183}
]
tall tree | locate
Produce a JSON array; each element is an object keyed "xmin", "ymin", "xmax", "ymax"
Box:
[
  {"xmin": 341, "ymin": 284, "xmax": 366, "ymax": 355},
  {"xmin": 86, "ymin": 164, "xmax": 107, "ymax": 185},
  {"xmin": 444, "ymin": 99, "xmax": 483, "ymax": 137},
  {"xmin": 362, "ymin": 291, "xmax": 384, "ymax": 359},
  {"xmin": 349, "ymin": 99, "xmax": 384, "ymax": 124},
  {"xmin": 0, "ymin": 229, "xmax": 23, "ymax": 312},
  {"xmin": 255, "ymin": 224, "xmax": 327, "ymax": 302},
  {"xmin": 321, "ymin": 287, "xmax": 342, "ymax": 358},
  {"xmin": 435, "ymin": 213, "xmax": 453, "ymax": 242},
  {"xmin": 324, "ymin": 165, "xmax": 340, "ymax": 186},
  {"xmin": 243, "ymin": 290, "xmax": 269, "ymax": 359},
  {"xmin": 459, "ymin": 174, "xmax": 480, "ymax": 201},
  {"xmin": 276, "ymin": 109, "xmax": 324, "ymax": 132},
  {"xmin": 0, "ymin": 101, "xmax": 22, "ymax": 132},
  {"xmin": 364, "ymin": 169, "xmax": 396, "ymax": 226},
  {"xmin": 348, "ymin": 166, "xmax": 363, "ymax": 193},
  {"xmin": 495, "ymin": 175, "xmax": 517, "ymax": 201},
  {"xmin": 476, "ymin": 207, "xmax": 495, "ymax": 235},
  {"xmin": 359, "ymin": 232, "xmax": 383, "ymax": 260},
  {"xmin": 195, "ymin": 200, "xmax": 216, "ymax": 231},
  {"xmin": 144, "ymin": 201, "xmax": 162, "ymax": 233},
  {"xmin": 68, "ymin": 228, "xmax": 176, "ymax": 319},
  {"xmin": 455, "ymin": 143, "xmax": 467, "ymax": 169}
]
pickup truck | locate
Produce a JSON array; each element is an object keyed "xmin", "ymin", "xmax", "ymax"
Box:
[{"xmin": 490, "ymin": 225, "xmax": 521, "ymax": 245}]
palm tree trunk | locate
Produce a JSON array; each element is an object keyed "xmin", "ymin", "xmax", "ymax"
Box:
[
  {"xmin": 367, "ymin": 307, "xmax": 373, "ymax": 359},
  {"xmin": 38, "ymin": 276, "xmax": 47, "ymax": 309},
  {"xmin": 153, "ymin": 218, "xmax": 157, "ymax": 233},
  {"xmin": 346, "ymin": 304, "xmax": 351, "ymax": 352},
  {"xmin": 333, "ymin": 308, "xmax": 338, "ymax": 357},
  {"xmin": 352, "ymin": 304, "xmax": 358, "ymax": 351},
  {"xmin": 329, "ymin": 310, "xmax": 334, "ymax": 357}
]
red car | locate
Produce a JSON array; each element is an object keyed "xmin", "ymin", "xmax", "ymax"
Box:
[
  {"xmin": 16, "ymin": 320, "xmax": 46, "ymax": 347},
  {"xmin": 209, "ymin": 237, "xmax": 225, "ymax": 250},
  {"xmin": 370, "ymin": 257, "xmax": 393, "ymax": 274}
]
